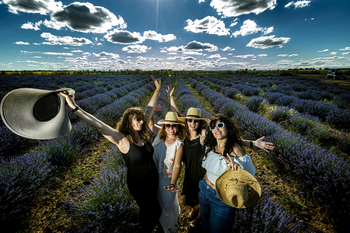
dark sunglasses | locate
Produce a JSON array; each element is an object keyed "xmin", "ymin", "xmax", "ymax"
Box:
[
  {"xmin": 165, "ymin": 124, "xmax": 178, "ymax": 128},
  {"xmin": 209, "ymin": 122, "xmax": 225, "ymax": 131},
  {"xmin": 131, "ymin": 116, "xmax": 143, "ymax": 122},
  {"xmin": 187, "ymin": 119, "xmax": 200, "ymax": 123}
]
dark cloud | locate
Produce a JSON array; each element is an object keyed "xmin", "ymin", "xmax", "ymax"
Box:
[
  {"xmin": 105, "ymin": 30, "xmax": 144, "ymax": 44},
  {"xmin": 210, "ymin": 0, "xmax": 277, "ymax": 17},
  {"xmin": 52, "ymin": 2, "xmax": 124, "ymax": 33},
  {"xmin": 2, "ymin": 0, "xmax": 60, "ymax": 14},
  {"xmin": 184, "ymin": 41, "xmax": 217, "ymax": 51},
  {"xmin": 246, "ymin": 35, "xmax": 290, "ymax": 49}
]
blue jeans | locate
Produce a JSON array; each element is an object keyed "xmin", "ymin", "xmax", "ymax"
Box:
[{"xmin": 198, "ymin": 177, "xmax": 236, "ymax": 233}]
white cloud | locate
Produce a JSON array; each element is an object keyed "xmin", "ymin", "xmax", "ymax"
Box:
[
  {"xmin": 210, "ymin": 0, "xmax": 277, "ymax": 18},
  {"xmin": 233, "ymin": 54, "xmax": 256, "ymax": 58},
  {"xmin": 317, "ymin": 49, "xmax": 329, "ymax": 52},
  {"xmin": 184, "ymin": 41, "xmax": 218, "ymax": 52},
  {"xmin": 21, "ymin": 21, "xmax": 42, "ymax": 30},
  {"xmin": 143, "ymin": 30, "xmax": 176, "ymax": 42},
  {"xmin": 41, "ymin": 32, "xmax": 94, "ymax": 46},
  {"xmin": 285, "ymin": 1, "xmax": 311, "ymax": 9},
  {"xmin": 42, "ymin": 52, "xmax": 73, "ymax": 56},
  {"xmin": 340, "ymin": 47, "xmax": 350, "ymax": 51},
  {"xmin": 122, "ymin": 45, "xmax": 150, "ymax": 53},
  {"xmin": 246, "ymin": 35, "xmax": 290, "ymax": 49},
  {"xmin": 278, "ymin": 54, "xmax": 298, "ymax": 57},
  {"xmin": 15, "ymin": 41, "xmax": 30, "ymax": 45},
  {"xmin": 93, "ymin": 51, "xmax": 120, "ymax": 58},
  {"xmin": 342, "ymin": 52, "xmax": 350, "ymax": 55},
  {"xmin": 232, "ymin": 19, "xmax": 273, "ymax": 37},
  {"xmin": 222, "ymin": 46, "xmax": 235, "ymax": 51},
  {"xmin": 185, "ymin": 16, "xmax": 230, "ymax": 36},
  {"xmin": 105, "ymin": 30, "xmax": 145, "ymax": 44},
  {"xmin": 330, "ymin": 52, "xmax": 337, "ymax": 55}
]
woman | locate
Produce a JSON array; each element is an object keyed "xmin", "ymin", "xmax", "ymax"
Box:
[
  {"xmin": 149, "ymin": 111, "xmax": 185, "ymax": 233},
  {"xmin": 199, "ymin": 114, "xmax": 259, "ymax": 233},
  {"xmin": 166, "ymin": 86, "xmax": 274, "ymax": 228},
  {"xmin": 60, "ymin": 76, "xmax": 162, "ymax": 233}
]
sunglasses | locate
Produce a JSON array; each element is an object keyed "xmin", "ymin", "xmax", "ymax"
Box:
[
  {"xmin": 187, "ymin": 119, "xmax": 200, "ymax": 123},
  {"xmin": 131, "ymin": 116, "xmax": 143, "ymax": 122},
  {"xmin": 209, "ymin": 122, "xmax": 225, "ymax": 131},
  {"xmin": 165, "ymin": 124, "xmax": 178, "ymax": 129}
]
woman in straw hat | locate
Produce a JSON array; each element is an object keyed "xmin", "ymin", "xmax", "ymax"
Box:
[
  {"xmin": 199, "ymin": 114, "xmax": 262, "ymax": 233},
  {"xmin": 166, "ymin": 86, "xmax": 274, "ymax": 229},
  {"xmin": 60, "ymin": 76, "xmax": 162, "ymax": 233},
  {"xmin": 149, "ymin": 111, "xmax": 186, "ymax": 233}
]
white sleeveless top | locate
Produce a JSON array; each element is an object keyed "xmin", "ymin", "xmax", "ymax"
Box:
[
  {"xmin": 202, "ymin": 150, "xmax": 256, "ymax": 185},
  {"xmin": 152, "ymin": 134, "xmax": 183, "ymax": 179}
]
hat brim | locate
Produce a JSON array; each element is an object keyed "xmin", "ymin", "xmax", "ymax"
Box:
[
  {"xmin": 1, "ymin": 88, "xmax": 74, "ymax": 139},
  {"xmin": 215, "ymin": 169, "xmax": 261, "ymax": 208},
  {"xmin": 183, "ymin": 116, "xmax": 210, "ymax": 125},
  {"xmin": 157, "ymin": 119, "xmax": 185, "ymax": 127}
]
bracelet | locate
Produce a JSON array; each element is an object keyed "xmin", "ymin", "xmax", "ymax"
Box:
[
  {"xmin": 155, "ymin": 90, "xmax": 159, "ymax": 93},
  {"xmin": 250, "ymin": 140, "xmax": 253, "ymax": 147},
  {"xmin": 169, "ymin": 183, "xmax": 175, "ymax": 188},
  {"xmin": 72, "ymin": 106, "xmax": 80, "ymax": 112}
]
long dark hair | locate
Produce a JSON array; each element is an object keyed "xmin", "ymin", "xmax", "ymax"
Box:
[
  {"xmin": 117, "ymin": 107, "xmax": 149, "ymax": 144},
  {"xmin": 159, "ymin": 124, "xmax": 185, "ymax": 141},
  {"xmin": 202, "ymin": 114, "xmax": 243, "ymax": 160},
  {"xmin": 185, "ymin": 119, "xmax": 204, "ymax": 140}
]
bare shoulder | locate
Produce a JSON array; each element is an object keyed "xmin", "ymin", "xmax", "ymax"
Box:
[{"xmin": 230, "ymin": 143, "xmax": 245, "ymax": 157}]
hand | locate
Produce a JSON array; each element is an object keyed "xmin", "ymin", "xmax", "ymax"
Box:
[
  {"xmin": 59, "ymin": 89, "xmax": 77, "ymax": 110},
  {"xmin": 164, "ymin": 184, "xmax": 179, "ymax": 192},
  {"xmin": 166, "ymin": 84, "xmax": 175, "ymax": 98},
  {"xmin": 151, "ymin": 75, "xmax": 161, "ymax": 92},
  {"xmin": 223, "ymin": 153, "xmax": 240, "ymax": 171},
  {"xmin": 254, "ymin": 136, "xmax": 275, "ymax": 153},
  {"xmin": 154, "ymin": 103, "xmax": 161, "ymax": 112}
]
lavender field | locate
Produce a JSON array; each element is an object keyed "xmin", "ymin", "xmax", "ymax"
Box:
[{"xmin": 0, "ymin": 74, "xmax": 349, "ymax": 233}]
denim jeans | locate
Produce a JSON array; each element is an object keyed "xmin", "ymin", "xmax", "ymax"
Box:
[{"xmin": 198, "ymin": 177, "xmax": 236, "ymax": 233}]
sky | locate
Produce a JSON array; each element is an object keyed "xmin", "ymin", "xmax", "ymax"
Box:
[{"xmin": 0, "ymin": 0, "xmax": 349, "ymax": 71}]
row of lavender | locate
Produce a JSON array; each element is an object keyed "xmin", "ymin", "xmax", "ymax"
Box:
[
  {"xmin": 200, "ymin": 76, "xmax": 350, "ymax": 130},
  {"xmin": 0, "ymin": 77, "xmax": 154, "ymax": 229},
  {"xmin": 186, "ymin": 76, "xmax": 350, "ymax": 228},
  {"xmin": 176, "ymin": 77, "xmax": 309, "ymax": 232},
  {"xmin": 0, "ymin": 76, "xmax": 141, "ymax": 157},
  {"xmin": 62, "ymin": 77, "xmax": 172, "ymax": 232},
  {"xmin": 196, "ymin": 76, "xmax": 350, "ymax": 155},
  {"xmin": 218, "ymin": 75, "xmax": 350, "ymax": 108}
]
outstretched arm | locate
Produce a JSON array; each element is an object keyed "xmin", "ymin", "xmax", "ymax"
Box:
[
  {"xmin": 148, "ymin": 103, "xmax": 161, "ymax": 135},
  {"xmin": 145, "ymin": 75, "xmax": 161, "ymax": 125},
  {"xmin": 166, "ymin": 84, "xmax": 181, "ymax": 115},
  {"xmin": 59, "ymin": 92, "xmax": 126, "ymax": 147},
  {"xmin": 241, "ymin": 136, "xmax": 275, "ymax": 153}
]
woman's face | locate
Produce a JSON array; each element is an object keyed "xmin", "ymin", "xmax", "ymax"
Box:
[
  {"xmin": 186, "ymin": 119, "xmax": 200, "ymax": 132},
  {"xmin": 165, "ymin": 124, "xmax": 178, "ymax": 136},
  {"xmin": 130, "ymin": 114, "xmax": 144, "ymax": 131},
  {"xmin": 210, "ymin": 120, "xmax": 227, "ymax": 140}
]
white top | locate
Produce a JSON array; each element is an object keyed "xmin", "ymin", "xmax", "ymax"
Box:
[
  {"xmin": 202, "ymin": 150, "xmax": 256, "ymax": 185},
  {"xmin": 152, "ymin": 134, "xmax": 183, "ymax": 179}
]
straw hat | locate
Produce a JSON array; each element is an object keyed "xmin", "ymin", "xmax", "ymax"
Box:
[
  {"xmin": 184, "ymin": 107, "xmax": 210, "ymax": 125},
  {"xmin": 157, "ymin": 111, "xmax": 185, "ymax": 126},
  {"xmin": 215, "ymin": 168, "xmax": 261, "ymax": 208},
  {"xmin": 1, "ymin": 88, "xmax": 75, "ymax": 140}
]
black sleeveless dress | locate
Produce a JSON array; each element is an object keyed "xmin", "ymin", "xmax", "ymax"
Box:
[
  {"xmin": 182, "ymin": 137, "xmax": 206, "ymax": 206},
  {"xmin": 121, "ymin": 141, "xmax": 161, "ymax": 232}
]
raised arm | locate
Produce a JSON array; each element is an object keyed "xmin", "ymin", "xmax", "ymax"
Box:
[
  {"xmin": 144, "ymin": 75, "xmax": 161, "ymax": 125},
  {"xmin": 241, "ymin": 136, "xmax": 275, "ymax": 153},
  {"xmin": 148, "ymin": 104, "xmax": 161, "ymax": 135},
  {"xmin": 59, "ymin": 92, "xmax": 125, "ymax": 147},
  {"xmin": 166, "ymin": 84, "xmax": 181, "ymax": 115}
]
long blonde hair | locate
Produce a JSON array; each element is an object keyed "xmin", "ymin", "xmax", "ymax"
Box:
[{"xmin": 117, "ymin": 107, "xmax": 149, "ymax": 143}]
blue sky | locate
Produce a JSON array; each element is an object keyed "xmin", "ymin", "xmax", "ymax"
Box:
[{"xmin": 0, "ymin": 0, "xmax": 349, "ymax": 71}]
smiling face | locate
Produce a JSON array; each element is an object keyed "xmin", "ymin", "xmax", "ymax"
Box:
[
  {"xmin": 164, "ymin": 124, "xmax": 178, "ymax": 136},
  {"xmin": 130, "ymin": 114, "xmax": 144, "ymax": 131},
  {"xmin": 186, "ymin": 119, "xmax": 200, "ymax": 132},
  {"xmin": 210, "ymin": 120, "xmax": 227, "ymax": 140}
]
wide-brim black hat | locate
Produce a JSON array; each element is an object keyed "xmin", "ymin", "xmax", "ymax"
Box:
[{"xmin": 1, "ymin": 88, "xmax": 75, "ymax": 140}]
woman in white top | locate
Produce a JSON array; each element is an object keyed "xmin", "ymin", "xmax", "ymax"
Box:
[
  {"xmin": 149, "ymin": 111, "xmax": 185, "ymax": 233},
  {"xmin": 199, "ymin": 114, "xmax": 261, "ymax": 233}
]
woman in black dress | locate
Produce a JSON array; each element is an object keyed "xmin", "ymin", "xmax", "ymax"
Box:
[{"xmin": 60, "ymin": 76, "xmax": 162, "ymax": 233}]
